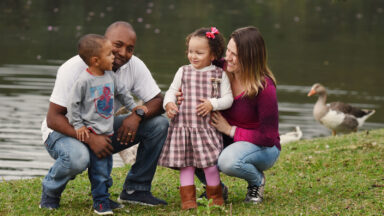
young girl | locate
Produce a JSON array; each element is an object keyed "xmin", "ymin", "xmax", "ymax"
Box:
[{"xmin": 158, "ymin": 27, "xmax": 233, "ymax": 210}]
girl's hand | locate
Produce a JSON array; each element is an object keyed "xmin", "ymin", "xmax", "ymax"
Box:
[
  {"xmin": 76, "ymin": 126, "xmax": 90, "ymax": 142},
  {"xmin": 196, "ymin": 98, "xmax": 213, "ymax": 117},
  {"xmin": 210, "ymin": 111, "xmax": 232, "ymax": 136},
  {"xmin": 165, "ymin": 102, "xmax": 179, "ymax": 118}
]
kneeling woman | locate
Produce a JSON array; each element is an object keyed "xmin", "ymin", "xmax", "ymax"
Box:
[{"xmin": 211, "ymin": 26, "xmax": 281, "ymax": 204}]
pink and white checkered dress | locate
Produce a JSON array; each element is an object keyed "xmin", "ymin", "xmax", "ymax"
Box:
[{"xmin": 158, "ymin": 65, "xmax": 224, "ymax": 168}]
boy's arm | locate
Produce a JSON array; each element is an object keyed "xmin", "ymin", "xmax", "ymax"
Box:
[
  {"xmin": 208, "ymin": 72, "xmax": 234, "ymax": 111},
  {"xmin": 67, "ymin": 82, "xmax": 86, "ymax": 130},
  {"xmin": 114, "ymin": 75, "xmax": 137, "ymax": 111},
  {"xmin": 67, "ymin": 82, "xmax": 91, "ymax": 142}
]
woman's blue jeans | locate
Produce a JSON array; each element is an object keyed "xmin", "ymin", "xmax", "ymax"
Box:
[
  {"xmin": 196, "ymin": 141, "xmax": 280, "ymax": 187},
  {"xmin": 42, "ymin": 115, "xmax": 168, "ymax": 204},
  {"xmin": 217, "ymin": 141, "xmax": 280, "ymax": 186}
]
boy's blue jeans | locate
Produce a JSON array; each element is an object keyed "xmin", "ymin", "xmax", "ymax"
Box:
[
  {"xmin": 42, "ymin": 115, "xmax": 168, "ymax": 205},
  {"xmin": 88, "ymin": 148, "xmax": 113, "ymax": 207}
]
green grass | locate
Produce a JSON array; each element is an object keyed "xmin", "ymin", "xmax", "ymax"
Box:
[{"xmin": 1, "ymin": 129, "xmax": 383, "ymax": 215}]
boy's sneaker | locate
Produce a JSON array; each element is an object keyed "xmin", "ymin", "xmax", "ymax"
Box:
[
  {"xmin": 199, "ymin": 184, "xmax": 229, "ymax": 201},
  {"xmin": 118, "ymin": 190, "xmax": 167, "ymax": 206},
  {"xmin": 108, "ymin": 198, "xmax": 124, "ymax": 210},
  {"xmin": 244, "ymin": 173, "xmax": 265, "ymax": 204},
  {"xmin": 39, "ymin": 192, "xmax": 60, "ymax": 210},
  {"xmin": 94, "ymin": 202, "xmax": 113, "ymax": 215}
]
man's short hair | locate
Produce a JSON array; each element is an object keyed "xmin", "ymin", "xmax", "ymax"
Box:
[
  {"xmin": 105, "ymin": 21, "xmax": 135, "ymax": 35},
  {"xmin": 78, "ymin": 34, "xmax": 107, "ymax": 66}
]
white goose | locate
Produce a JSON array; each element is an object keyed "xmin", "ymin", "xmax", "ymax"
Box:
[
  {"xmin": 280, "ymin": 126, "xmax": 303, "ymax": 144},
  {"xmin": 308, "ymin": 83, "xmax": 375, "ymax": 136}
]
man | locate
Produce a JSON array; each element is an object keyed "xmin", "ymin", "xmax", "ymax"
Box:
[{"xmin": 39, "ymin": 21, "xmax": 168, "ymax": 211}]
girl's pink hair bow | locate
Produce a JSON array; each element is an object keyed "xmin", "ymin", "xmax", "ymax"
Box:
[{"xmin": 206, "ymin": 27, "xmax": 220, "ymax": 39}]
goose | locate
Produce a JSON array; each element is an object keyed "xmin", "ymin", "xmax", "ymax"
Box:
[
  {"xmin": 307, "ymin": 83, "xmax": 375, "ymax": 136},
  {"xmin": 280, "ymin": 126, "xmax": 303, "ymax": 144}
]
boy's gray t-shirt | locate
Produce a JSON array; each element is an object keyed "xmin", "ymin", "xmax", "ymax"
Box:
[{"xmin": 68, "ymin": 70, "xmax": 136, "ymax": 135}]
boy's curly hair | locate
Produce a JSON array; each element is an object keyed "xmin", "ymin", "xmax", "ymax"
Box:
[{"xmin": 186, "ymin": 27, "xmax": 226, "ymax": 61}]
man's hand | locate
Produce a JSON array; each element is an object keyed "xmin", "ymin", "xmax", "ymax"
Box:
[
  {"xmin": 176, "ymin": 88, "xmax": 184, "ymax": 105},
  {"xmin": 85, "ymin": 133, "xmax": 113, "ymax": 158},
  {"xmin": 196, "ymin": 98, "xmax": 213, "ymax": 117},
  {"xmin": 117, "ymin": 114, "xmax": 141, "ymax": 144}
]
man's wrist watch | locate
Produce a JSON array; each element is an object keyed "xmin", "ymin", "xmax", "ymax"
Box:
[{"xmin": 135, "ymin": 108, "xmax": 146, "ymax": 120}]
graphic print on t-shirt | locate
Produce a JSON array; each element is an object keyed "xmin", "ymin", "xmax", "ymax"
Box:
[{"xmin": 90, "ymin": 83, "xmax": 114, "ymax": 119}]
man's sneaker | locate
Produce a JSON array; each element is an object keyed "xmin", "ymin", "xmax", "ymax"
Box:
[
  {"xmin": 39, "ymin": 192, "xmax": 60, "ymax": 210},
  {"xmin": 109, "ymin": 198, "xmax": 124, "ymax": 210},
  {"xmin": 199, "ymin": 184, "xmax": 229, "ymax": 201},
  {"xmin": 94, "ymin": 202, "xmax": 113, "ymax": 215},
  {"xmin": 244, "ymin": 173, "xmax": 265, "ymax": 204},
  {"xmin": 118, "ymin": 190, "xmax": 167, "ymax": 206}
]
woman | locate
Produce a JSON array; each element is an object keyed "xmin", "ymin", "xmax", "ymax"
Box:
[{"xmin": 211, "ymin": 26, "xmax": 280, "ymax": 204}]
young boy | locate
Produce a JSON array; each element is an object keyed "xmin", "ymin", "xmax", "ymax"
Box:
[{"xmin": 68, "ymin": 34, "xmax": 137, "ymax": 215}]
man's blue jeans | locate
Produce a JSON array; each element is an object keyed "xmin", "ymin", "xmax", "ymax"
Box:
[
  {"xmin": 42, "ymin": 131, "xmax": 90, "ymax": 198},
  {"xmin": 42, "ymin": 115, "xmax": 168, "ymax": 204}
]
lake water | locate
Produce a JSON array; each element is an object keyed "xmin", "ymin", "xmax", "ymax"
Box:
[{"xmin": 1, "ymin": 0, "xmax": 383, "ymax": 180}]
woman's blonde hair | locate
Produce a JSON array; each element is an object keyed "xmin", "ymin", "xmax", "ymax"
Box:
[{"xmin": 230, "ymin": 26, "xmax": 276, "ymax": 97}]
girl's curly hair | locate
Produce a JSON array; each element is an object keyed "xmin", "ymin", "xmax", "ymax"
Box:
[{"xmin": 186, "ymin": 27, "xmax": 226, "ymax": 62}]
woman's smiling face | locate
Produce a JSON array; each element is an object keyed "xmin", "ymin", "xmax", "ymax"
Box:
[{"xmin": 225, "ymin": 38, "xmax": 239, "ymax": 73}]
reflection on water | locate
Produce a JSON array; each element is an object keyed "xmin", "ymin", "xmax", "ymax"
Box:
[{"xmin": 1, "ymin": 0, "xmax": 383, "ymax": 180}]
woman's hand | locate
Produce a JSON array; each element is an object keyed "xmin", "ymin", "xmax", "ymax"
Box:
[
  {"xmin": 196, "ymin": 98, "xmax": 213, "ymax": 117},
  {"xmin": 211, "ymin": 111, "xmax": 232, "ymax": 136},
  {"xmin": 165, "ymin": 102, "xmax": 179, "ymax": 118}
]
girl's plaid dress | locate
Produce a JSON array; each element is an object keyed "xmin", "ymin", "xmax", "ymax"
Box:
[{"xmin": 158, "ymin": 65, "xmax": 224, "ymax": 168}]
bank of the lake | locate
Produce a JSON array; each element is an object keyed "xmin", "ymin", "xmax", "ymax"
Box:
[{"xmin": 0, "ymin": 129, "xmax": 383, "ymax": 215}]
